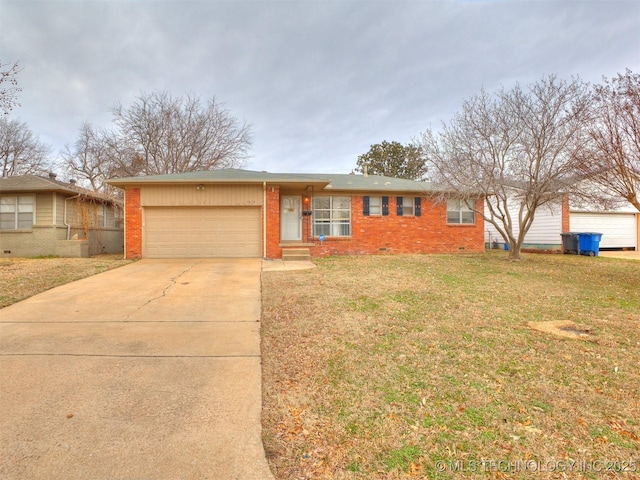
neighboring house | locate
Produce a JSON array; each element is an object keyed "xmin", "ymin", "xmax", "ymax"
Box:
[
  {"xmin": 568, "ymin": 200, "xmax": 639, "ymax": 250},
  {"xmin": 484, "ymin": 195, "xmax": 639, "ymax": 251},
  {"xmin": 0, "ymin": 173, "xmax": 124, "ymax": 258},
  {"xmin": 106, "ymin": 168, "xmax": 485, "ymax": 259}
]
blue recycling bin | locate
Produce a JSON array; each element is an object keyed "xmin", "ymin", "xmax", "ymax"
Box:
[{"xmin": 577, "ymin": 232, "xmax": 603, "ymax": 256}]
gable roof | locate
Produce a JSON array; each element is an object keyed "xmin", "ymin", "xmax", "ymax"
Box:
[
  {"xmin": 0, "ymin": 174, "xmax": 122, "ymax": 204},
  {"xmin": 106, "ymin": 168, "xmax": 438, "ymax": 193}
]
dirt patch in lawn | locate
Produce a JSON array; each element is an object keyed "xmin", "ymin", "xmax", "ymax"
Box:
[
  {"xmin": 0, "ymin": 255, "xmax": 132, "ymax": 308},
  {"xmin": 261, "ymin": 252, "xmax": 640, "ymax": 479},
  {"xmin": 528, "ymin": 320, "xmax": 594, "ymax": 339}
]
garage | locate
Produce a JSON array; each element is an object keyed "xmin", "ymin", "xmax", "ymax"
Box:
[
  {"xmin": 144, "ymin": 206, "xmax": 261, "ymax": 258},
  {"xmin": 570, "ymin": 212, "xmax": 637, "ymax": 249}
]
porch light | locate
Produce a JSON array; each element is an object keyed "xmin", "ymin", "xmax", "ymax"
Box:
[
  {"xmin": 302, "ymin": 196, "xmax": 312, "ymax": 216},
  {"xmin": 196, "ymin": 184, "xmax": 205, "ymax": 190}
]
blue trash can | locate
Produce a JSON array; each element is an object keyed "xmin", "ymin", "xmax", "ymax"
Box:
[{"xmin": 577, "ymin": 233, "xmax": 603, "ymax": 256}]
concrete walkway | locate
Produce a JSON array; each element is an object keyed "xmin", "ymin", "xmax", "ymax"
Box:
[
  {"xmin": 598, "ymin": 250, "xmax": 640, "ymax": 261},
  {"xmin": 261, "ymin": 258, "xmax": 316, "ymax": 271},
  {"xmin": 0, "ymin": 259, "xmax": 274, "ymax": 480}
]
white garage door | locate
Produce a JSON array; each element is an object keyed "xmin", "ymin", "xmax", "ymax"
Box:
[
  {"xmin": 570, "ymin": 213, "xmax": 637, "ymax": 249},
  {"xmin": 144, "ymin": 207, "xmax": 261, "ymax": 258}
]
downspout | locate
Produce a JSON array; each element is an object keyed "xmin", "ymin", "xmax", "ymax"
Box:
[
  {"xmin": 64, "ymin": 194, "xmax": 81, "ymax": 240},
  {"xmin": 121, "ymin": 198, "xmax": 126, "ymax": 260},
  {"xmin": 636, "ymin": 212, "xmax": 640, "ymax": 252},
  {"xmin": 52, "ymin": 192, "xmax": 57, "ymax": 226},
  {"xmin": 263, "ymin": 181, "xmax": 267, "ymax": 258}
]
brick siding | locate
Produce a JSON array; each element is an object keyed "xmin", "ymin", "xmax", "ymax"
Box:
[
  {"xmin": 125, "ymin": 188, "xmax": 143, "ymax": 259},
  {"xmin": 123, "ymin": 186, "xmax": 485, "ymax": 259},
  {"xmin": 267, "ymin": 192, "xmax": 485, "ymax": 258},
  {"xmin": 561, "ymin": 195, "xmax": 570, "ymax": 233},
  {"xmin": 0, "ymin": 226, "xmax": 59, "ymax": 257},
  {"xmin": 265, "ymin": 186, "xmax": 281, "ymax": 258}
]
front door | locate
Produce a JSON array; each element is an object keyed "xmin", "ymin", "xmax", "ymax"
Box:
[{"xmin": 281, "ymin": 195, "xmax": 302, "ymax": 241}]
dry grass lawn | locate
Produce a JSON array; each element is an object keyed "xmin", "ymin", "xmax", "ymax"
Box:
[
  {"xmin": 261, "ymin": 252, "xmax": 640, "ymax": 479},
  {"xmin": 0, "ymin": 255, "xmax": 132, "ymax": 308}
]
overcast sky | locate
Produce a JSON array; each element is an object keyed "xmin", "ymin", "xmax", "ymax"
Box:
[{"xmin": 1, "ymin": 0, "xmax": 639, "ymax": 176}]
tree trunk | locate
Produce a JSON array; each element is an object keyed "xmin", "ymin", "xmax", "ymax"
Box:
[{"xmin": 507, "ymin": 242, "xmax": 522, "ymax": 260}]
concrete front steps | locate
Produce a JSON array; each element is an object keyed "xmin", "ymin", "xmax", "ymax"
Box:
[{"xmin": 281, "ymin": 247, "xmax": 311, "ymax": 261}]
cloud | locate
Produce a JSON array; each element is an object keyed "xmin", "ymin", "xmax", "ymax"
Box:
[{"xmin": 1, "ymin": 0, "xmax": 638, "ymax": 173}]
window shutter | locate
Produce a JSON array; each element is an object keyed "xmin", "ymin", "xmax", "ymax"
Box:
[
  {"xmin": 363, "ymin": 196, "xmax": 370, "ymax": 216},
  {"xmin": 415, "ymin": 197, "xmax": 421, "ymax": 216},
  {"xmin": 382, "ymin": 196, "xmax": 389, "ymax": 216},
  {"xmin": 396, "ymin": 197, "xmax": 403, "ymax": 216}
]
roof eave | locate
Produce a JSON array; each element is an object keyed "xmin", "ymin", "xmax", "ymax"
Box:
[{"xmin": 106, "ymin": 178, "xmax": 332, "ymax": 188}]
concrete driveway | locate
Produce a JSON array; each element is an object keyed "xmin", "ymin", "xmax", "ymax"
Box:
[
  {"xmin": 598, "ymin": 250, "xmax": 640, "ymax": 261},
  {"xmin": 0, "ymin": 259, "xmax": 274, "ymax": 480}
]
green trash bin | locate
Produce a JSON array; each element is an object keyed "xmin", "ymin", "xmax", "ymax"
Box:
[{"xmin": 560, "ymin": 232, "xmax": 580, "ymax": 254}]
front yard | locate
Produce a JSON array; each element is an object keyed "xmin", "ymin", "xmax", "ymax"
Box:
[
  {"xmin": 0, "ymin": 255, "xmax": 132, "ymax": 308},
  {"xmin": 261, "ymin": 253, "xmax": 640, "ymax": 479}
]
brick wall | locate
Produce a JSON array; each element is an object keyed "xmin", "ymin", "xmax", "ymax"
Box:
[
  {"xmin": 265, "ymin": 186, "xmax": 281, "ymax": 258},
  {"xmin": 0, "ymin": 226, "xmax": 57, "ymax": 257},
  {"xmin": 0, "ymin": 226, "xmax": 96, "ymax": 258},
  {"xmin": 121, "ymin": 187, "xmax": 484, "ymax": 260},
  {"xmin": 308, "ymin": 196, "xmax": 484, "ymax": 257},
  {"xmin": 125, "ymin": 188, "xmax": 143, "ymax": 259},
  {"xmin": 561, "ymin": 195, "xmax": 570, "ymax": 233},
  {"xmin": 56, "ymin": 239, "xmax": 89, "ymax": 257},
  {"xmin": 266, "ymin": 193, "xmax": 485, "ymax": 259}
]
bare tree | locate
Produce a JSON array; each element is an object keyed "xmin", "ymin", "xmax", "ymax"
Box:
[
  {"xmin": 0, "ymin": 61, "xmax": 22, "ymax": 115},
  {"xmin": 62, "ymin": 91, "xmax": 252, "ymax": 190},
  {"xmin": 577, "ymin": 69, "xmax": 640, "ymax": 211},
  {"xmin": 61, "ymin": 122, "xmax": 118, "ymax": 193},
  {"xmin": 0, "ymin": 117, "xmax": 51, "ymax": 178},
  {"xmin": 419, "ymin": 76, "xmax": 591, "ymax": 260},
  {"xmin": 110, "ymin": 91, "xmax": 252, "ymax": 176}
]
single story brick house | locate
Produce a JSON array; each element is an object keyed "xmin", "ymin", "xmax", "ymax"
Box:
[
  {"xmin": 0, "ymin": 174, "xmax": 124, "ymax": 258},
  {"xmin": 106, "ymin": 168, "xmax": 484, "ymax": 260}
]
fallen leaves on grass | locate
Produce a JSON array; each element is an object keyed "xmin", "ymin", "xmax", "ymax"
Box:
[
  {"xmin": 0, "ymin": 255, "xmax": 132, "ymax": 308},
  {"xmin": 261, "ymin": 253, "xmax": 640, "ymax": 479}
]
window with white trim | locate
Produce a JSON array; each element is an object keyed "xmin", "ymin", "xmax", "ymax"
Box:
[
  {"xmin": 369, "ymin": 196, "xmax": 381, "ymax": 215},
  {"xmin": 313, "ymin": 196, "xmax": 351, "ymax": 237},
  {"xmin": 447, "ymin": 199, "xmax": 476, "ymax": 224},
  {"xmin": 401, "ymin": 196, "xmax": 414, "ymax": 216},
  {"xmin": 0, "ymin": 195, "xmax": 34, "ymax": 230}
]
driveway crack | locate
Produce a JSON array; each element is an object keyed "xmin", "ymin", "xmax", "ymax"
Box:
[{"xmin": 123, "ymin": 262, "xmax": 198, "ymax": 321}]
